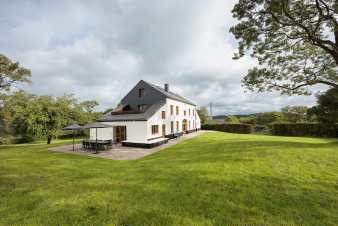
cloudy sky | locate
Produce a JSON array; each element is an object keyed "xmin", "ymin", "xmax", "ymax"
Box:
[{"xmin": 1, "ymin": 0, "xmax": 323, "ymax": 115}]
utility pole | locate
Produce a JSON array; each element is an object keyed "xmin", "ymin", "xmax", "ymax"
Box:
[{"xmin": 209, "ymin": 102, "xmax": 213, "ymax": 120}]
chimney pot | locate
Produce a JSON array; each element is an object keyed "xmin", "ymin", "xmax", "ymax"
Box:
[{"xmin": 164, "ymin": 83, "xmax": 169, "ymax": 92}]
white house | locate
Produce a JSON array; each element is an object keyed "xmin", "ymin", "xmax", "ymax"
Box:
[{"xmin": 90, "ymin": 80, "xmax": 201, "ymax": 148}]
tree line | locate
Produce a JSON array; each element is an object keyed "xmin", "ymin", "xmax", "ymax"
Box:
[
  {"xmin": 0, "ymin": 91, "xmax": 101, "ymax": 144},
  {"xmin": 0, "ymin": 54, "xmax": 101, "ymax": 144},
  {"xmin": 201, "ymin": 87, "xmax": 338, "ymax": 126}
]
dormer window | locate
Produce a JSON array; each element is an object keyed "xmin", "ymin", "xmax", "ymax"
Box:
[
  {"xmin": 138, "ymin": 88, "xmax": 145, "ymax": 98},
  {"xmin": 138, "ymin": 104, "xmax": 147, "ymax": 112}
]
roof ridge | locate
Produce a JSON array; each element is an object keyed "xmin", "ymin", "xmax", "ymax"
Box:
[
  {"xmin": 142, "ymin": 80, "xmax": 195, "ymax": 106},
  {"xmin": 97, "ymin": 101, "xmax": 166, "ymax": 122}
]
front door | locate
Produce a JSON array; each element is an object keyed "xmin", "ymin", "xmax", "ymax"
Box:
[
  {"xmin": 182, "ymin": 120, "xmax": 187, "ymax": 133},
  {"xmin": 162, "ymin": 124, "xmax": 166, "ymax": 137},
  {"xmin": 115, "ymin": 126, "xmax": 126, "ymax": 142}
]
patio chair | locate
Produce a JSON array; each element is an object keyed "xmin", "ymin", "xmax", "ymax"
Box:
[
  {"xmin": 106, "ymin": 140, "xmax": 114, "ymax": 149},
  {"xmin": 173, "ymin": 133, "xmax": 180, "ymax": 139},
  {"xmin": 82, "ymin": 140, "xmax": 88, "ymax": 150}
]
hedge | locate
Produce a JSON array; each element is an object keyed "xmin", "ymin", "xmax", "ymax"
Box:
[
  {"xmin": 202, "ymin": 123, "xmax": 254, "ymax": 134},
  {"xmin": 269, "ymin": 123, "xmax": 338, "ymax": 138},
  {"xmin": 0, "ymin": 135, "xmax": 35, "ymax": 145}
]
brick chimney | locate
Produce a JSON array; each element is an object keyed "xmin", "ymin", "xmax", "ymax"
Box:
[{"xmin": 164, "ymin": 83, "xmax": 169, "ymax": 92}]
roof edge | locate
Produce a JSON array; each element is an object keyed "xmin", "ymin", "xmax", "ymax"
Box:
[{"xmin": 143, "ymin": 80, "xmax": 196, "ymax": 106}]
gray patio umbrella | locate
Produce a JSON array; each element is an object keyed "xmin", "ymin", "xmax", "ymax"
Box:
[
  {"xmin": 83, "ymin": 122, "xmax": 112, "ymax": 142},
  {"xmin": 62, "ymin": 124, "xmax": 83, "ymax": 151}
]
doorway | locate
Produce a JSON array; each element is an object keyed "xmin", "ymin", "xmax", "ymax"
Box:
[
  {"xmin": 162, "ymin": 124, "xmax": 166, "ymax": 137},
  {"xmin": 182, "ymin": 119, "xmax": 187, "ymax": 133},
  {"xmin": 115, "ymin": 126, "xmax": 126, "ymax": 142}
]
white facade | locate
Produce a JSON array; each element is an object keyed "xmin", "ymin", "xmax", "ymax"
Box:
[
  {"xmin": 91, "ymin": 97, "xmax": 201, "ymax": 143},
  {"xmin": 147, "ymin": 98, "xmax": 201, "ymax": 139},
  {"xmin": 89, "ymin": 127, "xmax": 113, "ymax": 140},
  {"xmin": 90, "ymin": 121, "xmax": 147, "ymax": 142}
]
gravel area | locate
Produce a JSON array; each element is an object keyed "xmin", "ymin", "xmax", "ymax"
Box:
[{"xmin": 49, "ymin": 130, "xmax": 206, "ymax": 160}]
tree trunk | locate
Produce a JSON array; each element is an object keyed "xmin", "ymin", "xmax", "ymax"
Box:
[{"xmin": 47, "ymin": 135, "xmax": 52, "ymax": 144}]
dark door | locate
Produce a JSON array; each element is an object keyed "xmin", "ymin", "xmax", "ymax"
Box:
[
  {"xmin": 182, "ymin": 120, "xmax": 187, "ymax": 133},
  {"xmin": 162, "ymin": 124, "xmax": 166, "ymax": 137},
  {"xmin": 115, "ymin": 126, "xmax": 126, "ymax": 142}
]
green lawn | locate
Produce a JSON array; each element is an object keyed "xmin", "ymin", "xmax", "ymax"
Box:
[{"xmin": 0, "ymin": 132, "xmax": 337, "ymax": 226}]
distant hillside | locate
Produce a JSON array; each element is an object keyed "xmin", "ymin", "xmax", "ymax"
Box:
[{"xmin": 212, "ymin": 113, "xmax": 258, "ymax": 119}]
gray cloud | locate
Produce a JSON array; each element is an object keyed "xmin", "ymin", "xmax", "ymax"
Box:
[{"xmin": 0, "ymin": 0, "xmax": 320, "ymax": 115}]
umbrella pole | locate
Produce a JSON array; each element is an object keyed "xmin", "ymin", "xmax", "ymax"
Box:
[
  {"xmin": 72, "ymin": 130, "xmax": 75, "ymax": 151},
  {"xmin": 96, "ymin": 128, "xmax": 98, "ymax": 152}
]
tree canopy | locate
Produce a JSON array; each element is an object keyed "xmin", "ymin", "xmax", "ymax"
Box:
[
  {"xmin": 308, "ymin": 88, "xmax": 338, "ymax": 123},
  {"xmin": 256, "ymin": 111, "xmax": 285, "ymax": 125},
  {"xmin": 281, "ymin": 105, "xmax": 308, "ymax": 122},
  {"xmin": 230, "ymin": 0, "xmax": 338, "ymax": 95},
  {"xmin": 0, "ymin": 54, "xmax": 31, "ymax": 92},
  {"xmin": 197, "ymin": 107, "xmax": 209, "ymax": 124},
  {"xmin": 0, "ymin": 91, "xmax": 101, "ymax": 144},
  {"xmin": 224, "ymin": 115, "xmax": 240, "ymax": 124}
]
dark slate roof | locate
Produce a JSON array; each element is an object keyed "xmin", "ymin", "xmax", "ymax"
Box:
[
  {"xmin": 97, "ymin": 101, "xmax": 166, "ymax": 122},
  {"xmin": 143, "ymin": 80, "xmax": 196, "ymax": 106}
]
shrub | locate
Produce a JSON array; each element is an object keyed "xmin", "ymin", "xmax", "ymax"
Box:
[
  {"xmin": 14, "ymin": 135, "xmax": 35, "ymax": 144},
  {"xmin": 254, "ymin": 125, "xmax": 270, "ymax": 134},
  {"xmin": 0, "ymin": 135, "xmax": 15, "ymax": 145},
  {"xmin": 202, "ymin": 123, "xmax": 254, "ymax": 134},
  {"xmin": 269, "ymin": 123, "xmax": 338, "ymax": 138},
  {"xmin": 0, "ymin": 135, "xmax": 35, "ymax": 144}
]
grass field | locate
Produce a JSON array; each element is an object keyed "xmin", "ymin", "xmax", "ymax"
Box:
[{"xmin": 0, "ymin": 132, "xmax": 337, "ymax": 226}]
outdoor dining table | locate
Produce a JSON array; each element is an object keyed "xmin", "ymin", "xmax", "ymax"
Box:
[{"xmin": 82, "ymin": 139, "xmax": 112, "ymax": 151}]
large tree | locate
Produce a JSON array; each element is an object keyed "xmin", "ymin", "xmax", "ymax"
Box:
[
  {"xmin": 25, "ymin": 95, "xmax": 99, "ymax": 144},
  {"xmin": 0, "ymin": 91, "xmax": 33, "ymax": 136},
  {"xmin": 308, "ymin": 88, "xmax": 338, "ymax": 123},
  {"xmin": 197, "ymin": 107, "xmax": 209, "ymax": 124},
  {"xmin": 27, "ymin": 95, "xmax": 69, "ymax": 144},
  {"xmin": 230, "ymin": 0, "xmax": 338, "ymax": 95},
  {"xmin": 0, "ymin": 91, "xmax": 101, "ymax": 144},
  {"xmin": 0, "ymin": 54, "xmax": 31, "ymax": 91}
]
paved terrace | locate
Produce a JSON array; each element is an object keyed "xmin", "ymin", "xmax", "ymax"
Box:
[{"xmin": 49, "ymin": 130, "xmax": 206, "ymax": 160}]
